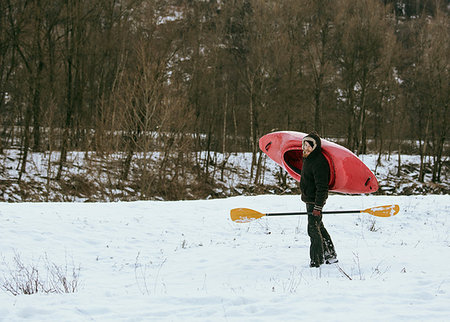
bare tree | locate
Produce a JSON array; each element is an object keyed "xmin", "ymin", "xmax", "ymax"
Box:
[
  {"xmin": 298, "ymin": 0, "xmax": 336, "ymax": 134},
  {"xmin": 334, "ymin": 0, "xmax": 397, "ymax": 154},
  {"xmin": 5, "ymin": 0, "xmax": 47, "ymax": 181},
  {"xmin": 411, "ymin": 11, "xmax": 449, "ymax": 182}
]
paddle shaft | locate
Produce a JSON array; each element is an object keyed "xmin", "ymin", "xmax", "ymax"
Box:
[{"xmin": 266, "ymin": 210, "xmax": 361, "ymax": 216}]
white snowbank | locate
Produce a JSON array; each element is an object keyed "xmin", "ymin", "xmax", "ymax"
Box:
[{"xmin": 1, "ymin": 194, "xmax": 449, "ymax": 320}]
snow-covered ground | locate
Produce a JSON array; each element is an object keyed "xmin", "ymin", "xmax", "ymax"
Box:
[{"xmin": 1, "ymin": 194, "xmax": 449, "ymax": 321}]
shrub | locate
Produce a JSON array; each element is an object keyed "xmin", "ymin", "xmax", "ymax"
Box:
[{"xmin": 1, "ymin": 253, "xmax": 80, "ymax": 296}]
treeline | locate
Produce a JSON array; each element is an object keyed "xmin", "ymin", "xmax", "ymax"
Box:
[{"xmin": 0, "ymin": 0, "xmax": 448, "ymax": 198}]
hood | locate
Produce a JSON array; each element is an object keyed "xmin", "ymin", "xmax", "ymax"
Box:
[{"xmin": 303, "ymin": 132, "xmax": 322, "ymax": 153}]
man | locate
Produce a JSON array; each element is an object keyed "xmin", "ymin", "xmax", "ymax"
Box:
[{"xmin": 300, "ymin": 132, "xmax": 338, "ymax": 268}]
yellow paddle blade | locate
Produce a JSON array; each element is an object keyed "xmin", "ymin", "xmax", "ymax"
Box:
[
  {"xmin": 363, "ymin": 204, "xmax": 400, "ymax": 217},
  {"xmin": 230, "ymin": 208, "xmax": 266, "ymax": 223}
]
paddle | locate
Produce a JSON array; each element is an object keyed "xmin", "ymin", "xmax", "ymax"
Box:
[{"xmin": 230, "ymin": 204, "xmax": 400, "ymax": 223}]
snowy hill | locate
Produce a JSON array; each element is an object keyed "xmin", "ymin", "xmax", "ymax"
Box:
[{"xmin": 1, "ymin": 194, "xmax": 449, "ymax": 320}]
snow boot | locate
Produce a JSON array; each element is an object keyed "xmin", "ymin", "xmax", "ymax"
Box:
[
  {"xmin": 309, "ymin": 260, "xmax": 323, "ymax": 268},
  {"xmin": 324, "ymin": 250, "xmax": 338, "ymax": 264},
  {"xmin": 325, "ymin": 255, "xmax": 338, "ymax": 264}
]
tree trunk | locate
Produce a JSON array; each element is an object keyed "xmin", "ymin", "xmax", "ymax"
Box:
[
  {"xmin": 18, "ymin": 103, "xmax": 32, "ymax": 183},
  {"xmin": 232, "ymin": 93, "xmax": 238, "ymax": 151},
  {"xmin": 397, "ymin": 138, "xmax": 401, "ymax": 177},
  {"xmin": 432, "ymin": 134, "xmax": 444, "ymax": 183},
  {"xmin": 121, "ymin": 136, "xmax": 134, "ymax": 182},
  {"xmin": 220, "ymin": 91, "xmax": 228, "ymax": 181},
  {"xmin": 32, "ymin": 6, "xmax": 44, "ymax": 152},
  {"xmin": 418, "ymin": 111, "xmax": 431, "ymax": 183},
  {"xmin": 57, "ymin": 3, "xmax": 75, "ymax": 181},
  {"xmin": 376, "ymin": 134, "xmax": 383, "ymax": 172},
  {"xmin": 253, "ymin": 151, "xmax": 263, "ymax": 185},
  {"xmin": 357, "ymin": 77, "xmax": 368, "ymax": 155},
  {"xmin": 32, "ymin": 62, "xmax": 43, "ymax": 151},
  {"xmin": 314, "ymin": 86, "xmax": 322, "ymax": 133},
  {"xmin": 248, "ymin": 69, "xmax": 256, "ymax": 180}
]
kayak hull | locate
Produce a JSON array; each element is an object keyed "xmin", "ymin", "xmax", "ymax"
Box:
[{"xmin": 259, "ymin": 131, "xmax": 378, "ymax": 194}]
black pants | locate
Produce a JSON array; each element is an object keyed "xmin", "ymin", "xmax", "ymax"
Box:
[{"xmin": 306, "ymin": 203, "xmax": 336, "ymax": 264}]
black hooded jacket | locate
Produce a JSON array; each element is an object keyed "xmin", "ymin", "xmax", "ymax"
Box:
[{"xmin": 300, "ymin": 133, "xmax": 330, "ymax": 210}]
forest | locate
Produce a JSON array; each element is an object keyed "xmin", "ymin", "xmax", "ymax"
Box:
[{"xmin": 0, "ymin": 0, "xmax": 448, "ymax": 200}]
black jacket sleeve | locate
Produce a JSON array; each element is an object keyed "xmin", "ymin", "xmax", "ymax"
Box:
[{"xmin": 312, "ymin": 156, "xmax": 330, "ymax": 210}]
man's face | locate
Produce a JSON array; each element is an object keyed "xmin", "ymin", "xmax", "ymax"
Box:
[{"xmin": 302, "ymin": 140, "xmax": 313, "ymax": 158}]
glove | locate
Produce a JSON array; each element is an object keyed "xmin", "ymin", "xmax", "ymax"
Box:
[{"xmin": 312, "ymin": 205, "xmax": 322, "ymax": 217}]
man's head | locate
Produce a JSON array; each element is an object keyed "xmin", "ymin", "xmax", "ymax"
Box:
[{"xmin": 302, "ymin": 133, "xmax": 321, "ymax": 158}]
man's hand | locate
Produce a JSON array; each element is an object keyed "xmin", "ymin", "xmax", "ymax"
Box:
[{"xmin": 313, "ymin": 205, "xmax": 322, "ymax": 217}]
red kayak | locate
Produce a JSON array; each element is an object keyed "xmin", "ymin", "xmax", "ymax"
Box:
[{"xmin": 259, "ymin": 131, "xmax": 378, "ymax": 194}]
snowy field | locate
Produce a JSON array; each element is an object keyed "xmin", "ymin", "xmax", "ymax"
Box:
[{"xmin": 1, "ymin": 194, "xmax": 449, "ymax": 321}]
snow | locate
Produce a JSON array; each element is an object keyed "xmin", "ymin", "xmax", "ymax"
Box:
[{"xmin": 1, "ymin": 194, "xmax": 449, "ymax": 320}]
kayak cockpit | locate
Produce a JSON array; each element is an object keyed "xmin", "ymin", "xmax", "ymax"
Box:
[
  {"xmin": 283, "ymin": 149, "xmax": 335, "ymax": 187},
  {"xmin": 284, "ymin": 150, "xmax": 303, "ymax": 175}
]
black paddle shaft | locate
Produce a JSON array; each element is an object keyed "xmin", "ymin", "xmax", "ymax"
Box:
[{"xmin": 266, "ymin": 210, "xmax": 361, "ymax": 216}]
